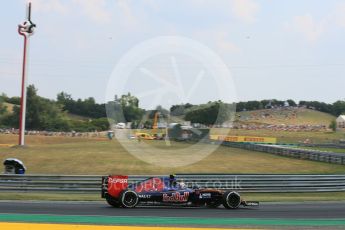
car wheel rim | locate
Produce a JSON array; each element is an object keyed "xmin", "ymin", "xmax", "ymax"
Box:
[
  {"xmin": 124, "ymin": 192, "xmax": 138, "ymax": 207},
  {"xmin": 227, "ymin": 192, "xmax": 241, "ymax": 208}
]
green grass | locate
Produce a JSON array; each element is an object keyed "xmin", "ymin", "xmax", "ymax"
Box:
[
  {"xmin": 0, "ymin": 134, "xmax": 345, "ymax": 175},
  {"xmin": 300, "ymin": 147, "xmax": 345, "ymax": 154}
]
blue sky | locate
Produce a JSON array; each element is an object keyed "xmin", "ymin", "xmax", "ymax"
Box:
[{"xmin": 1, "ymin": 0, "xmax": 345, "ymax": 108}]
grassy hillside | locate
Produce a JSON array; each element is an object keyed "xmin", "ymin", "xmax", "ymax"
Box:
[
  {"xmin": 236, "ymin": 108, "xmax": 335, "ymax": 126},
  {"xmin": 1, "ymin": 134, "xmax": 344, "ymax": 175},
  {"xmin": 3, "ymin": 102, "xmax": 15, "ymax": 113},
  {"xmin": 2, "ymin": 102, "xmax": 92, "ymax": 122}
]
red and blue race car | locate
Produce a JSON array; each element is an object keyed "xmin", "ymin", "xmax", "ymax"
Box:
[{"xmin": 101, "ymin": 175, "xmax": 259, "ymax": 209}]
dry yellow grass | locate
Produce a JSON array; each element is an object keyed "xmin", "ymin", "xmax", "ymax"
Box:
[
  {"xmin": 0, "ymin": 134, "xmax": 105, "ymax": 145},
  {"xmin": 237, "ymin": 108, "xmax": 335, "ymax": 126},
  {"xmin": 3, "ymin": 102, "xmax": 15, "ymax": 113},
  {"xmin": 0, "ymin": 134, "xmax": 344, "ymax": 175},
  {"xmin": 138, "ymin": 127, "xmax": 344, "ymax": 144}
]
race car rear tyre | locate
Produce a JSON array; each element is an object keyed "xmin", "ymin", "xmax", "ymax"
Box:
[
  {"xmin": 222, "ymin": 191, "xmax": 241, "ymax": 209},
  {"xmin": 105, "ymin": 194, "xmax": 121, "ymax": 208},
  {"xmin": 119, "ymin": 190, "xmax": 139, "ymax": 208}
]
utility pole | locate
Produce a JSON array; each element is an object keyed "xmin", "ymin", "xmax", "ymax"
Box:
[{"xmin": 18, "ymin": 2, "xmax": 36, "ymax": 146}]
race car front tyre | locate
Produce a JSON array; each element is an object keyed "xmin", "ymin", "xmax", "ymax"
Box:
[
  {"xmin": 119, "ymin": 190, "xmax": 139, "ymax": 208},
  {"xmin": 105, "ymin": 194, "xmax": 121, "ymax": 208},
  {"xmin": 222, "ymin": 191, "xmax": 241, "ymax": 209}
]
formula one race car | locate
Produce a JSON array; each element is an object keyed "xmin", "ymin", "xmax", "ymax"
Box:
[{"xmin": 101, "ymin": 175, "xmax": 259, "ymax": 209}]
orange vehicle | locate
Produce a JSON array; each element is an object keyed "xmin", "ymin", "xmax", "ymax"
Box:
[{"xmin": 135, "ymin": 132, "xmax": 155, "ymax": 140}]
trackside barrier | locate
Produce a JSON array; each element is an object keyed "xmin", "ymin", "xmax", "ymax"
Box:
[
  {"xmin": 300, "ymin": 143, "xmax": 345, "ymax": 149},
  {"xmin": 215, "ymin": 141, "xmax": 345, "ymax": 165},
  {"xmin": 0, "ymin": 174, "xmax": 344, "ymax": 193}
]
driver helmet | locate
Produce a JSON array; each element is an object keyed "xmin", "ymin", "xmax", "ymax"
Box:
[
  {"xmin": 177, "ymin": 181, "xmax": 186, "ymax": 189},
  {"xmin": 169, "ymin": 174, "xmax": 176, "ymax": 187}
]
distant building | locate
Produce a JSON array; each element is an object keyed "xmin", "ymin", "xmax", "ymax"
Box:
[
  {"xmin": 114, "ymin": 123, "xmax": 126, "ymax": 129},
  {"xmin": 336, "ymin": 115, "xmax": 345, "ymax": 128}
]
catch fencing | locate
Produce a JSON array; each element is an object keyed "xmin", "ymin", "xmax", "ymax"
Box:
[{"xmin": 0, "ymin": 174, "xmax": 344, "ymax": 193}]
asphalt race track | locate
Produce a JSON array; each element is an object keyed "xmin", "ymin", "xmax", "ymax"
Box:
[{"xmin": 0, "ymin": 201, "xmax": 344, "ymax": 219}]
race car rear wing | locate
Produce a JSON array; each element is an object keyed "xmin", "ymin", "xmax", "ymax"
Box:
[{"xmin": 101, "ymin": 175, "xmax": 128, "ymax": 198}]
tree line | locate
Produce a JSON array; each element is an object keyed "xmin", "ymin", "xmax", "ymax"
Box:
[
  {"xmin": 0, "ymin": 86, "xmax": 109, "ymax": 132},
  {"xmin": 1, "ymin": 85, "xmax": 345, "ymax": 131},
  {"xmin": 0, "ymin": 87, "xmax": 146, "ymax": 131},
  {"xmin": 233, "ymin": 99, "xmax": 345, "ymax": 117}
]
